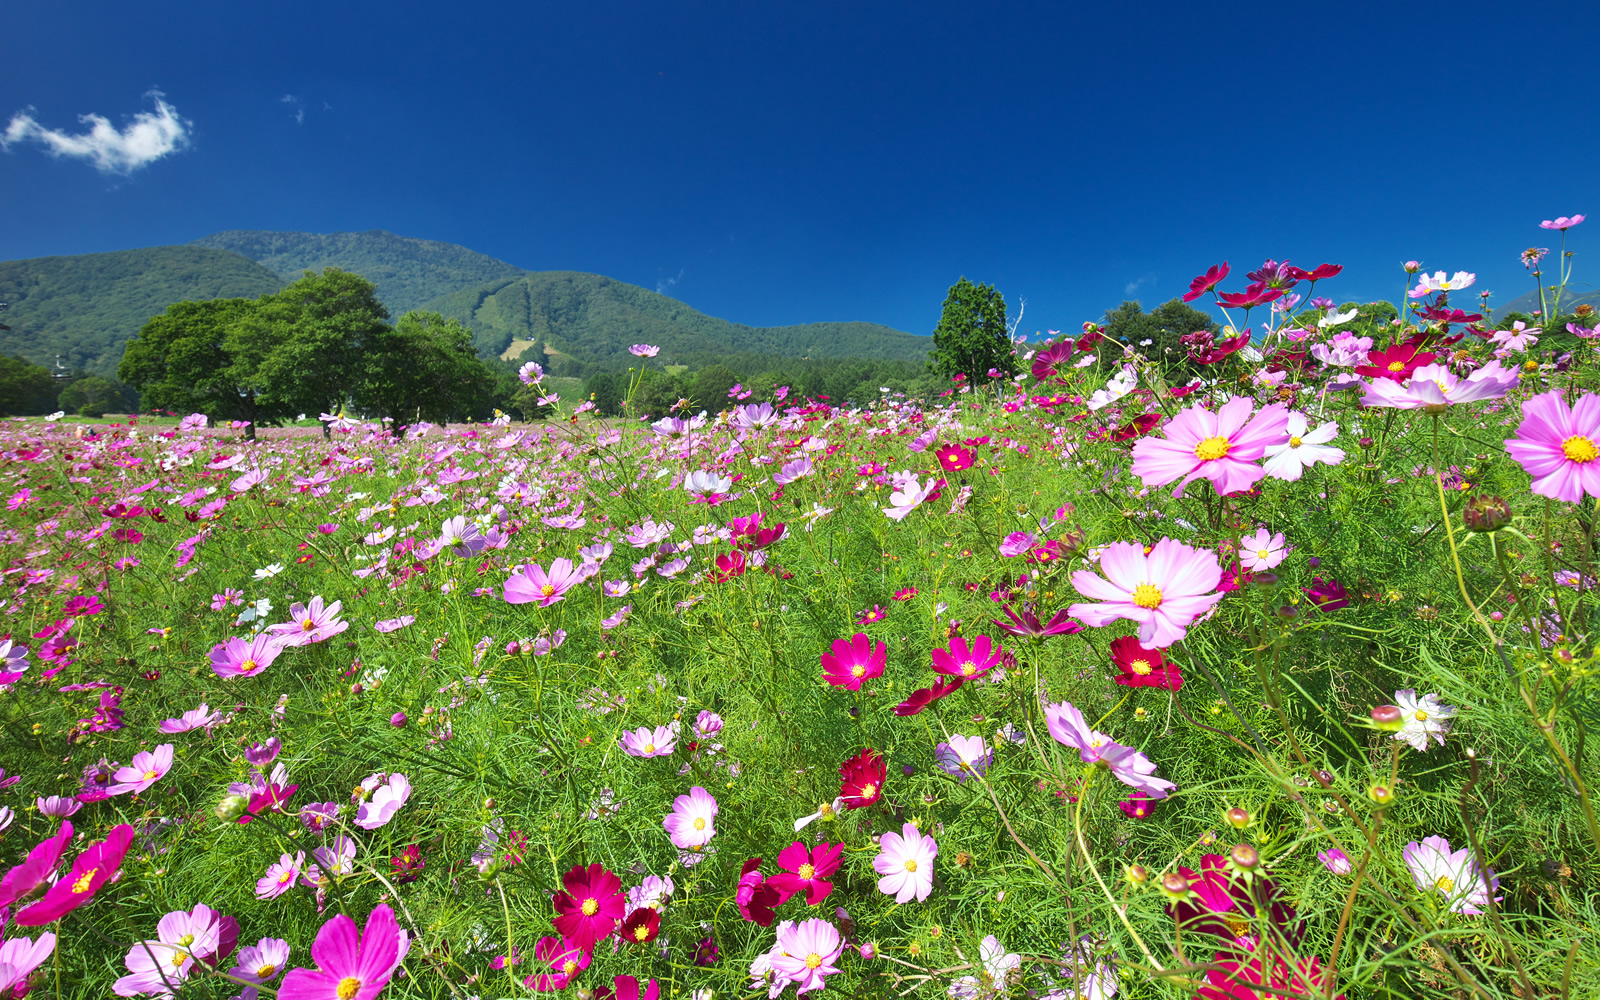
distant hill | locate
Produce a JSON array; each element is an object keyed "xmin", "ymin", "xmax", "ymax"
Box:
[
  {"xmin": 0, "ymin": 246, "xmax": 284, "ymax": 375},
  {"xmin": 1493, "ymin": 285, "xmax": 1600, "ymax": 322},
  {"xmin": 191, "ymin": 229, "xmax": 526, "ymax": 317},
  {"xmin": 422, "ymin": 271, "xmax": 928, "ymax": 367}
]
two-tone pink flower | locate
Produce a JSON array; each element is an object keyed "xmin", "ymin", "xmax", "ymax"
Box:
[
  {"xmin": 1068, "ymin": 539, "xmax": 1224, "ymax": 648},
  {"xmin": 1131, "ymin": 396, "xmax": 1289, "ymax": 498}
]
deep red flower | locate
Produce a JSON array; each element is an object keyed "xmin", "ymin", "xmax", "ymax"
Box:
[
  {"xmin": 552, "ymin": 863, "xmax": 625, "ymax": 953},
  {"xmin": 736, "ymin": 858, "xmax": 780, "ymax": 926},
  {"xmin": 1286, "ymin": 263, "xmax": 1343, "ymax": 282},
  {"xmin": 1216, "ymin": 285, "xmax": 1283, "ymax": 309},
  {"xmin": 767, "ymin": 841, "xmax": 843, "ymax": 905},
  {"xmin": 1183, "ymin": 262, "xmax": 1231, "ymax": 303},
  {"xmin": 1030, "ymin": 339, "xmax": 1076, "ymax": 382},
  {"xmin": 1075, "ymin": 325, "xmax": 1106, "ymax": 351},
  {"xmin": 1304, "ymin": 577, "xmax": 1350, "ymax": 611},
  {"xmin": 893, "ymin": 676, "xmax": 965, "ymax": 716},
  {"xmin": 620, "ymin": 907, "xmax": 661, "ymax": 945},
  {"xmin": 993, "ymin": 605, "xmax": 1083, "ymax": 639},
  {"xmin": 1169, "ymin": 854, "xmax": 1303, "ymax": 949},
  {"xmin": 1110, "ymin": 413, "xmax": 1163, "ymax": 442},
  {"xmin": 838, "ymin": 749, "xmax": 886, "ymax": 809},
  {"xmin": 391, "ymin": 844, "xmax": 426, "ymax": 883},
  {"xmin": 1169, "ymin": 382, "xmax": 1201, "ymax": 398},
  {"xmin": 730, "ymin": 513, "xmax": 786, "ymax": 551},
  {"xmin": 1354, "ymin": 345, "xmax": 1435, "ymax": 382},
  {"xmin": 1110, "ymin": 635, "xmax": 1181, "ymax": 690},
  {"xmin": 935, "ymin": 445, "xmax": 975, "ymax": 472},
  {"xmin": 1189, "ymin": 333, "xmax": 1252, "ymax": 365},
  {"xmin": 1419, "ymin": 305, "xmax": 1482, "ymax": 327}
]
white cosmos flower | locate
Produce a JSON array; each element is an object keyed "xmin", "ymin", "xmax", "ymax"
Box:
[
  {"xmin": 1262, "ymin": 412, "xmax": 1344, "ymax": 482},
  {"xmin": 1404, "ymin": 834, "xmax": 1499, "ymax": 914},
  {"xmin": 253, "ymin": 563, "xmax": 285, "ymax": 581},
  {"xmin": 1318, "ymin": 307, "xmax": 1360, "ymax": 328},
  {"xmin": 1393, "ymin": 688, "xmax": 1457, "ymax": 752}
]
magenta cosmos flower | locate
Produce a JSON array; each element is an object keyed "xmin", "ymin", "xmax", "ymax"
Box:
[
  {"xmin": 0, "ymin": 821, "xmax": 75, "ymax": 909},
  {"xmin": 873, "ymin": 822, "xmax": 937, "ymax": 903},
  {"xmin": 1130, "ymin": 396, "xmax": 1289, "ymax": 498},
  {"xmin": 930, "ymin": 635, "xmax": 1004, "ymax": 680},
  {"xmin": 504, "ymin": 557, "xmax": 584, "ymax": 606},
  {"xmin": 767, "ymin": 841, "xmax": 844, "ymax": 905},
  {"xmin": 1506, "ymin": 390, "xmax": 1600, "ymax": 502},
  {"xmin": 663, "ymin": 786, "xmax": 719, "ymax": 850},
  {"xmin": 278, "ymin": 904, "xmax": 410, "ymax": 1000},
  {"xmin": 1068, "ymin": 539, "xmax": 1224, "ymax": 648},
  {"xmin": 15, "ymin": 823, "xmax": 135, "ymax": 925},
  {"xmin": 552, "ymin": 863, "xmax": 626, "ymax": 953},
  {"xmin": 109, "ymin": 744, "xmax": 175, "ymax": 795},
  {"xmin": 268, "ymin": 596, "xmax": 350, "ymax": 647},
  {"xmin": 820, "ymin": 633, "xmax": 886, "ymax": 690},
  {"xmin": 1045, "ymin": 701, "xmax": 1177, "ymax": 799},
  {"xmin": 209, "ymin": 634, "xmax": 285, "ymax": 679},
  {"xmin": 770, "ymin": 918, "xmax": 846, "ymax": 995}
]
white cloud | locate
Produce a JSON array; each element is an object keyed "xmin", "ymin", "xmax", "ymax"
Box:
[
  {"xmin": 281, "ymin": 94, "xmax": 305, "ymax": 124},
  {"xmin": 656, "ymin": 269, "xmax": 684, "ymax": 295},
  {"xmin": 1124, "ymin": 273, "xmax": 1158, "ymax": 296},
  {"xmin": 2, "ymin": 91, "xmax": 191, "ymax": 175}
]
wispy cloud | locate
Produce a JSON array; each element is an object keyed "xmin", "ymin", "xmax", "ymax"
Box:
[
  {"xmin": 281, "ymin": 94, "xmax": 305, "ymax": 125},
  {"xmin": 1124, "ymin": 273, "xmax": 1158, "ymax": 297},
  {"xmin": 2, "ymin": 90, "xmax": 191, "ymax": 175},
  {"xmin": 657, "ymin": 269, "xmax": 684, "ymax": 295}
]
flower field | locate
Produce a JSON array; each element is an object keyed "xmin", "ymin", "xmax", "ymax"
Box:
[{"xmin": 4, "ymin": 234, "xmax": 1600, "ymax": 999}]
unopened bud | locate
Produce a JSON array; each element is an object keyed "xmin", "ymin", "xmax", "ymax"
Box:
[
  {"xmin": 1370, "ymin": 704, "xmax": 1404, "ymax": 730},
  {"xmin": 215, "ymin": 793, "xmax": 250, "ymax": 822},
  {"xmin": 1125, "ymin": 863, "xmax": 1149, "ymax": 885},
  {"xmin": 1253, "ymin": 571, "xmax": 1279, "ymax": 587},
  {"xmin": 1463, "ymin": 495, "xmax": 1511, "ymax": 533},
  {"xmin": 1160, "ymin": 872, "xmax": 1191, "ymax": 900},
  {"xmin": 1226, "ymin": 807, "xmax": 1251, "ymax": 829},
  {"xmin": 1314, "ymin": 770, "xmax": 1334, "ymax": 788},
  {"xmin": 1229, "ymin": 843, "xmax": 1260, "ymax": 871},
  {"xmin": 857, "ymin": 942, "xmax": 877, "ymax": 961},
  {"xmin": 1276, "ymin": 605, "xmax": 1298, "ymax": 620},
  {"xmin": 1368, "ymin": 783, "xmax": 1395, "ymax": 806}
]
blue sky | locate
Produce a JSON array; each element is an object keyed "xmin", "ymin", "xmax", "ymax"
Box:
[{"xmin": 4, "ymin": 0, "xmax": 1597, "ymax": 337}]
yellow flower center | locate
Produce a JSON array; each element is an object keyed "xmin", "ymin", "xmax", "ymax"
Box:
[
  {"xmin": 257, "ymin": 964, "xmax": 277, "ymax": 977},
  {"xmin": 1435, "ymin": 876, "xmax": 1455, "ymax": 894},
  {"xmin": 240, "ymin": 659, "xmax": 259, "ymax": 673},
  {"xmin": 1194, "ymin": 436, "xmax": 1230, "ymax": 461},
  {"xmin": 1288, "ymin": 436, "xmax": 1303, "ymax": 448},
  {"xmin": 540, "ymin": 583, "xmax": 557, "ymax": 597},
  {"xmin": 859, "ymin": 782, "xmax": 876, "ymax": 800},
  {"xmin": 635, "ymin": 925, "xmax": 650, "ymax": 941},
  {"xmin": 143, "ymin": 769, "xmax": 159, "ymax": 781},
  {"xmin": 1131, "ymin": 583, "xmax": 1163, "ymax": 609},
  {"xmin": 960, "ymin": 660, "xmax": 977, "ymax": 676},
  {"xmin": 1387, "ymin": 361, "xmax": 1406, "ymax": 372},
  {"xmin": 1131, "ymin": 659, "xmax": 1152, "ymax": 675},
  {"xmin": 1225, "ymin": 914, "xmax": 1251, "ymax": 937},
  {"xmin": 693, "ymin": 817, "xmax": 706, "ymax": 830},
  {"xmin": 278, "ymin": 870, "xmax": 294, "ymax": 884},
  {"xmin": 71, "ymin": 868, "xmax": 98, "ymax": 893},
  {"xmin": 798, "ymin": 863, "xmax": 816, "ymax": 880},
  {"xmin": 302, "ymin": 618, "xmax": 315, "ymax": 630},
  {"xmin": 904, "ymin": 859, "xmax": 918, "ymax": 873},
  {"xmin": 1257, "ymin": 549, "xmax": 1270, "ymax": 559},
  {"xmin": 1414, "ymin": 710, "xmax": 1429, "ymax": 721},
  {"xmin": 337, "ymin": 977, "xmax": 362, "ymax": 1000},
  {"xmin": 581, "ymin": 897, "xmax": 599, "ymax": 916},
  {"xmin": 851, "ymin": 664, "xmax": 865, "ymax": 677},
  {"xmin": 806, "ymin": 953, "xmax": 823, "ymax": 969},
  {"xmin": 171, "ymin": 953, "xmax": 190, "ymax": 971},
  {"xmin": 644, "ymin": 743, "xmax": 656, "ymax": 754},
  {"xmin": 1563, "ymin": 435, "xmax": 1599, "ymax": 463},
  {"xmin": 563, "ymin": 960, "xmax": 579, "ymax": 976},
  {"xmin": 178, "ymin": 934, "xmax": 195, "ymax": 947}
]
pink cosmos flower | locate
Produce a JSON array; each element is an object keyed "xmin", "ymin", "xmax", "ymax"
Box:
[
  {"xmin": 504, "ymin": 558, "xmax": 584, "ymax": 606},
  {"xmin": 819, "ymin": 633, "xmax": 886, "ymax": 690},
  {"xmin": 1068, "ymin": 538, "xmax": 1224, "ymax": 648},
  {"xmin": 629, "ymin": 344, "xmax": 660, "ymax": 357},
  {"xmin": 109, "ymin": 744, "xmax": 174, "ymax": 795},
  {"xmin": 934, "ymin": 735, "xmax": 992, "ymax": 783},
  {"xmin": 620, "ymin": 724, "xmax": 677, "ymax": 758},
  {"xmin": 0, "ymin": 821, "xmax": 75, "ymax": 909},
  {"xmin": 15, "ymin": 823, "xmax": 135, "ymax": 925},
  {"xmin": 882, "ymin": 475, "xmax": 939, "ymax": 520},
  {"xmin": 1540, "ymin": 215, "xmax": 1585, "ymax": 231},
  {"xmin": 1319, "ymin": 849, "xmax": 1353, "ymax": 875},
  {"xmin": 525, "ymin": 936, "xmax": 590, "ymax": 991},
  {"xmin": 1403, "ymin": 835, "xmax": 1500, "ymax": 915},
  {"xmin": 37, "ymin": 795, "xmax": 81, "ymax": 818},
  {"xmin": 873, "ymin": 822, "xmax": 937, "ymax": 903},
  {"xmin": 229, "ymin": 937, "xmax": 291, "ymax": 1000},
  {"xmin": 353, "ymin": 774, "xmax": 411, "ymax": 830},
  {"xmin": 374, "ymin": 615, "xmax": 415, "ymax": 633},
  {"xmin": 0, "ymin": 932, "xmax": 55, "ymax": 996},
  {"xmin": 1046, "ymin": 700, "xmax": 1177, "ymax": 799},
  {"xmin": 159, "ymin": 703, "xmax": 222, "ymax": 734},
  {"xmin": 268, "ymin": 596, "xmax": 350, "ymax": 647},
  {"xmin": 1238, "ymin": 529, "xmax": 1287, "ymax": 571},
  {"xmin": 769, "ymin": 918, "xmax": 845, "ymax": 995},
  {"xmin": 1361, "ymin": 360, "xmax": 1518, "ymax": 410},
  {"xmin": 1131, "ymin": 396, "xmax": 1290, "ymax": 498},
  {"xmin": 209, "ymin": 634, "xmax": 285, "ymax": 679},
  {"xmin": 256, "ymin": 852, "xmax": 305, "ymax": 901},
  {"xmin": 277, "ymin": 904, "xmax": 410, "ymax": 1000},
  {"xmin": 663, "ymin": 786, "xmax": 719, "ymax": 850},
  {"xmin": 930, "ymin": 635, "xmax": 1004, "ymax": 680},
  {"xmin": 1505, "ymin": 390, "xmax": 1600, "ymax": 502}
]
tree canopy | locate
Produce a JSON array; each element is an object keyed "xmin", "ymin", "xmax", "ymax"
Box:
[{"xmin": 930, "ymin": 277, "xmax": 1015, "ymax": 385}]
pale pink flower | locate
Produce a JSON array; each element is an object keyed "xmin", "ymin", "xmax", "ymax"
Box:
[
  {"xmin": 1045, "ymin": 701, "xmax": 1177, "ymax": 799},
  {"xmin": 109, "ymin": 744, "xmax": 174, "ymax": 795},
  {"xmin": 663, "ymin": 786, "xmax": 719, "ymax": 850},
  {"xmin": 769, "ymin": 918, "xmax": 845, "ymax": 995},
  {"xmin": 1539, "ymin": 215, "xmax": 1585, "ymax": 231},
  {"xmin": 873, "ymin": 822, "xmax": 937, "ymax": 903},
  {"xmin": 1403, "ymin": 835, "xmax": 1499, "ymax": 914},
  {"xmin": 1362, "ymin": 360, "xmax": 1518, "ymax": 411},
  {"xmin": 934, "ymin": 735, "xmax": 992, "ymax": 783},
  {"xmin": 620, "ymin": 724, "xmax": 677, "ymax": 758},
  {"xmin": 1067, "ymin": 538, "xmax": 1224, "ymax": 647},
  {"xmin": 1130, "ymin": 396, "xmax": 1289, "ymax": 498},
  {"xmin": 1238, "ymin": 528, "xmax": 1287, "ymax": 571},
  {"xmin": 353, "ymin": 773, "xmax": 411, "ymax": 830},
  {"xmin": 228, "ymin": 937, "xmax": 291, "ymax": 1000},
  {"xmin": 503, "ymin": 558, "xmax": 584, "ymax": 606},
  {"xmin": 1505, "ymin": 390, "xmax": 1600, "ymax": 503},
  {"xmin": 159, "ymin": 703, "xmax": 222, "ymax": 734}
]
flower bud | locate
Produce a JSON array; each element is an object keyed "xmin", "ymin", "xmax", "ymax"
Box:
[
  {"xmin": 390, "ymin": 712, "xmax": 408, "ymax": 727},
  {"xmin": 1252, "ymin": 571, "xmax": 1279, "ymax": 587},
  {"xmin": 1225, "ymin": 807, "xmax": 1251, "ymax": 829},
  {"xmin": 1370, "ymin": 704, "xmax": 1403, "ymax": 730},
  {"xmin": 1404, "ymin": 261, "xmax": 1421, "ymax": 273},
  {"xmin": 1159, "ymin": 872, "xmax": 1191, "ymax": 900},
  {"xmin": 215, "ymin": 792, "xmax": 250, "ymax": 822},
  {"xmin": 1368, "ymin": 783, "xmax": 1395, "ymax": 806},
  {"xmin": 1228, "ymin": 843, "xmax": 1260, "ymax": 871},
  {"xmin": 857, "ymin": 942, "xmax": 877, "ymax": 961},
  {"xmin": 1276, "ymin": 605, "xmax": 1297, "ymax": 620},
  {"xmin": 1125, "ymin": 863, "xmax": 1149, "ymax": 885},
  {"xmin": 1463, "ymin": 495, "xmax": 1511, "ymax": 533},
  {"xmin": 1314, "ymin": 769, "xmax": 1334, "ymax": 788}
]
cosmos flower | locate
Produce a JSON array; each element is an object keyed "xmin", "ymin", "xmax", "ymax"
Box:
[
  {"xmin": 1109, "ymin": 635, "xmax": 1181, "ymax": 690},
  {"xmin": 267, "ymin": 596, "xmax": 349, "ymax": 647},
  {"xmin": 621, "ymin": 724, "xmax": 678, "ymax": 758},
  {"xmin": 228, "ymin": 938, "xmax": 291, "ymax": 1000},
  {"xmin": 820, "ymin": 633, "xmax": 887, "ymax": 691},
  {"xmin": 0, "ymin": 821, "xmax": 75, "ymax": 909},
  {"xmin": 838, "ymin": 749, "xmax": 886, "ymax": 809},
  {"xmin": 1238, "ymin": 529, "xmax": 1288, "ymax": 571},
  {"xmin": 663, "ymin": 786, "xmax": 719, "ymax": 850},
  {"xmin": 525, "ymin": 936, "xmax": 590, "ymax": 991},
  {"xmin": 767, "ymin": 841, "xmax": 844, "ymax": 906},
  {"xmin": 1392, "ymin": 689, "xmax": 1458, "ymax": 752},
  {"xmin": 256, "ymin": 852, "xmax": 305, "ymax": 901},
  {"xmin": 1539, "ymin": 215, "xmax": 1585, "ymax": 231},
  {"xmin": 1505, "ymin": 390, "xmax": 1600, "ymax": 503},
  {"xmin": 1408, "ymin": 270, "xmax": 1476, "ymax": 298},
  {"xmin": 504, "ymin": 558, "xmax": 585, "ymax": 607},
  {"xmin": 629, "ymin": 344, "xmax": 661, "ymax": 357},
  {"xmin": 15, "ymin": 824, "xmax": 135, "ymax": 925},
  {"xmin": 769, "ymin": 919, "xmax": 845, "ymax": 995},
  {"xmin": 1361, "ymin": 361, "xmax": 1518, "ymax": 411},
  {"xmin": 1130, "ymin": 396, "xmax": 1289, "ymax": 498},
  {"xmin": 934, "ymin": 735, "xmax": 992, "ymax": 783},
  {"xmin": 1068, "ymin": 539, "xmax": 1224, "ymax": 648},
  {"xmin": 930, "ymin": 635, "xmax": 1004, "ymax": 680},
  {"xmin": 1262, "ymin": 413, "xmax": 1344, "ymax": 482},
  {"xmin": 883, "ymin": 475, "xmax": 940, "ymax": 520},
  {"xmin": 873, "ymin": 823, "xmax": 937, "ymax": 903},
  {"xmin": 109, "ymin": 744, "xmax": 174, "ymax": 795},
  {"xmin": 0, "ymin": 933, "xmax": 56, "ymax": 997},
  {"xmin": 353, "ymin": 773, "xmax": 411, "ymax": 830},
  {"xmin": 737, "ymin": 858, "xmax": 782, "ymax": 926},
  {"xmin": 551, "ymin": 863, "xmax": 625, "ymax": 953},
  {"xmin": 1045, "ymin": 701, "xmax": 1177, "ymax": 799},
  {"xmin": 277, "ymin": 904, "xmax": 410, "ymax": 1000},
  {"xmin": 949, "ymin": 936, "xmax": 1021, "ymax": 999},
  {"xmin": 992, "ymin": 604, "xmax": 1083, "ymax": 639},
  {"xmin": 1403, "ymin": 835, "xmax": 1500, "ymax": 915},
  {"xmin": 159, "ymin": 703, "xmax": 222, "ymax": 734}
]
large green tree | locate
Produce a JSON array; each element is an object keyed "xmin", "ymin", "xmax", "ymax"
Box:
[
  {"xmin": 1099, "ymin": 297, "xmax": 1221, "ymax": 380},
  {"xmin": 354, "ymin": 311, "xmax": 494, "ymax": 429},
  {"xmin": 0, "ymin": 355, "xmax": 59, "ymax": 416},
  {"xmin": 118, "ymin": 298, "xmax": 263, "ymax": 419},
  {"xmin": 249, "ymin": 268, "xmax": 391, "ymax": 418},
  {"xmin": 930, "ymin": 277, "xmax": 1015, "ymax": 385}
]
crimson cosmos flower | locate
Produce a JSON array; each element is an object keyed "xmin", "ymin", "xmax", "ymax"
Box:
[
  {"xmin": 1169, "ymin": 854, "xmax": 1304, "ymax": 949},
  {"xmin": 551, "ymin": 863, "xmax": 625, "ymax": 953},
  {"xmin": 620, "ymin": 907, "xmax": 661, "ymax": 945},
  {"xmin": 1216, "ymin": 284, "xmax": 1283, "ymax": 309},
  {"xmin": 1354, "ymin": 345, "xmax": 1436, "ymax": 382},
  {"xmin": 837, "ymin": 749, "xmax": 886, "ymax": 809},
  {"xmin": 15, "ymin": 823, "xmax": 135, "ymax": 925},
  {"xmin": 894, "ymin": 676, "xmax": 966, "ymax": 716},
  {"xmin": 935, "ymin": 445, "xmax": 975, "ymax": 472},
  {"xmin": 709, "ymin": 550, "xmax": 746, "ymax": 583},
  {"xmin": 1286, "ymin": 263, "xmax": 1343, "ymax": 282},
  {"xmin": 1200, "ymin": 953, "xmax": 1343, "ymax": 1000},
  {"xmin": 1110, "ymin": 635, "xmax": 1181, "ymax": 690},
  {"xmin": 1110, "ymin": 413, "xmax": 1163, "ymax": 442},
  {"xmin": 736, "ymin": 858, "xmax": 780, "ymax": 926},
  {"xmin": 767, "ymin": 841, "xmax": 844, "ymax": 906},
  {"xmin": 992, "ymin": 605, "xmax": 1083, "ymax": 639},
  {"xmin": 1183, "ymin": 262, "xmax": 1231, "ymax": 302}
]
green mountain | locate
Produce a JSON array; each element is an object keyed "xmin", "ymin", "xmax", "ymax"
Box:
[
  {"xmin": 0, "ymin": 246, "xmax": 284, "ymax": 376},
  {"xmin": 421, "ymin": 271, "xmax": 928, "ymax": 368},
  {"xmin": 1494, "ymin": 285, "xmax": 1600, "ymax": 323},
  {"xmin": 191, "ymin": 229, "xmax": 525, "ymax": 317}
]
